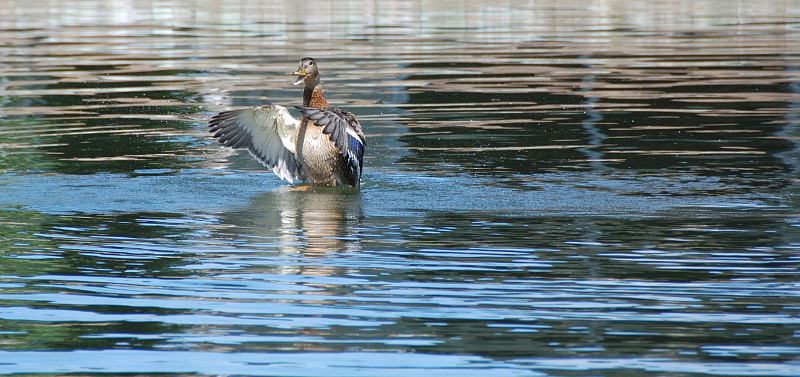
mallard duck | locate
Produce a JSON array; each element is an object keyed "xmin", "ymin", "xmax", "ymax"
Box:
[{"xmin": 209, "ymin": 57, "xmax": 366, "ymax": 187}]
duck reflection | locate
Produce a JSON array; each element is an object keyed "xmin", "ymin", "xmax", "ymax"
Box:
[{"xmin": 217, "ymin": 186, "xmax": 363, "ymax": 275}]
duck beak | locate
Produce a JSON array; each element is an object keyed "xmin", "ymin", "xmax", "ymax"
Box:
[{"xmin": 291, "ymin": 67, "xmax": 306, "ymax": 86}]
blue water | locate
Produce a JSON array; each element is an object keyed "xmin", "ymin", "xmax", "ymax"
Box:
[{"xmin": 1, "ymin": 1, "xmax": 799, "ymax": 376}]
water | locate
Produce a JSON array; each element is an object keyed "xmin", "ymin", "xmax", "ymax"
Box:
[{"xmin": 1, "ymin": 1, "xmax": 800, "ymax": 376}]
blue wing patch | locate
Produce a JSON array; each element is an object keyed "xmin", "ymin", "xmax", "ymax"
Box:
[
  {"xmin": 347, "ymin": 134, "xmax": 364, "ymax": 185},
  {"xmin": 296, "ymin": 105, "xmax": 366, "ymax": 186}
]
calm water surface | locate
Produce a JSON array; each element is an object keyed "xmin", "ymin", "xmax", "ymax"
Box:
[{"xmin": 1, "ymin": 1, "xmax": 799, "ymax": 376}]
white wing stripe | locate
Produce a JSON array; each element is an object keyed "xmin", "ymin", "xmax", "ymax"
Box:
[{"xmin": 209, "ymin": 105, "xmax": 302, "ymax": 183}]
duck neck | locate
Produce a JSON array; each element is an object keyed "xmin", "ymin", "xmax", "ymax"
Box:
[{"xmin": 303, "ymin": 82, "xmax": 328, "ymax": 109}]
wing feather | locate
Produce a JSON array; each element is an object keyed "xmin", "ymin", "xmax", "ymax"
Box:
[
  {"xmin": 209, "ymin": 105, "xmax": 303, "ymax": 183},
  {"xmin": 295, "ymin": 106, "xmax": 366, "ymax": 186},
  {"xmin": 295, "ymin": 106, "xmax": 365, "ymax": 152}
]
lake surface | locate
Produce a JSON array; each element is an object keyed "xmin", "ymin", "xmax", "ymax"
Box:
[{"xmin": 1, "ymin": 1, "xmax": 799, "ymax": 376}]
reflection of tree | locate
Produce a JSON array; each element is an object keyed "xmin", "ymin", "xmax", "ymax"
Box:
[
  {"xmin": 0, "ymin": 69, "xmax": 205, "ymax": 175},
  {"xmin": 217, "ymin": 187, "xmax": 363, "ymax": 276},
  {"xmin": 400, "ymin": 61, "xmax": 799, "ymax": 188},
  {"xmin": 0, "ymin": 208, "xmax": 62, "ymax": 276},
  {"xmin": 0, "ymin": 208, "xmax": 205, "ymax": 278}
]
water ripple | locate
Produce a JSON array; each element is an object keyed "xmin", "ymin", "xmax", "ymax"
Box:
[{"xmin": 1, "ymin": 1, "xmax": 799, "ymax": 376}]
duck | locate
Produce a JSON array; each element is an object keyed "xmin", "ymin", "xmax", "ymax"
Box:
[{"xmin": 209, "ymin": 57, "xmax": 366, "ymax": 187}]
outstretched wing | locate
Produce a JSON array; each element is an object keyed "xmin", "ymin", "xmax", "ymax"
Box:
[
  {"xmin": 296, "ymin": 106, "xmax": 366, "ymax": 185},
  {"xmin": 209, "ymin": 105, "xmax": 303, "ymax": 183}
]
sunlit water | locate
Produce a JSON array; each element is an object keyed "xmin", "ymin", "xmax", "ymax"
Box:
[{"xmin": 1, "ymin": 1, "xmax": 799, "ymax": 376}]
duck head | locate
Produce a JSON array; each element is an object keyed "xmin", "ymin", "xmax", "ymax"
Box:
[{"xmin": 292, "ymin": 57, "xmax": 320, "ymax": 86}]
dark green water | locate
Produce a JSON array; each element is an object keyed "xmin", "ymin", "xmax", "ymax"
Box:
[{"xmin": 1, "ymin": 1, "xmax": 799, "ymax": 376}]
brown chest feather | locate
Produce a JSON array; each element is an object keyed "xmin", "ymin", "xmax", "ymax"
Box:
[{"xmin": 303, "ymin": 86, "xmax": 329, "ymax": 109}]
